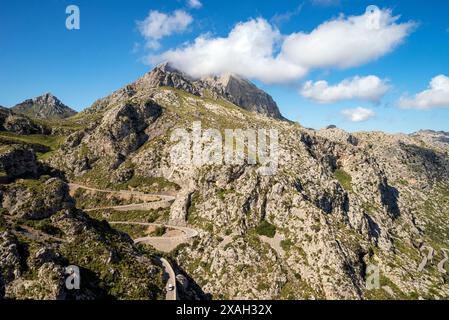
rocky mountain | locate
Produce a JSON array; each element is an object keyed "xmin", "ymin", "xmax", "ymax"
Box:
[
  {"xmin": 12, "ymin": 93, "xmax": 77, "ymax": 120},
  {"xmin": 130, "ymin": 63, "xmax": 283, "ymax": 119},
  {"xmin": 1, "ymin": 64, "xmax": 449, "ymax": 300}
]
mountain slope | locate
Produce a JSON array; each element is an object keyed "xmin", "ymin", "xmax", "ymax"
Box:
[
  {"xmin": 42, "ymin": 65, "xmax": 449, "ymax": 300},
  {"xmin": 12, "ymin": 93, "xmax": 77, "ymax": 120}
]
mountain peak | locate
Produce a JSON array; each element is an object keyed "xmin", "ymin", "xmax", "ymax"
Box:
[
  {"xmin": 33, "ymin": 92, "xmax": 59, "ymax": 105},
  {"xmin": 12, "ymin": 93, "xmax": 77, "ymax": 120},
  {"xmin": 139, "ymin": 63, "xmax": 200, "ymax": 95},
  {"xmin": 137, "ymin": 64, "xmax": 283, "ymax": 119}
]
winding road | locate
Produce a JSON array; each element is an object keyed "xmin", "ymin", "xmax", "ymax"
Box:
[
  {"xmin": 109, "ymin": 221, "xmax": 195, "ymax": 300},
  {"xmin": 68, "ymin": 183, "xmax": 199, "ymax": 300},
  {"xmin": 160, "ymin": 257, "xmax": 178, "ymax": 301},
  {"xmin": 110, "ymin": 221, "xmax": 198, "ymax": 252},
  {"xmin": 69, "ymin": 183, "xmax": 176, "ymax": 211}
]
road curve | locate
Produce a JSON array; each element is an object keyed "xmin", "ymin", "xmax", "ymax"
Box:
[
  {"xmin": 68, "ymin": 183, "xmax": 176, "ymax": 199},
  {"xmin": 110, "ymin": 221, "xmax": 199, "ymax": 252},
  {"xmin": 68, "ymin": 183, "xmax": 176, "ymax": 212},
  {"xmin": 160, "ymin": 257, "xmax": 178, "ymax": 301},
  {"xmin": 68, "ymin": 183, "xmax": 197, "ymax": 300}
]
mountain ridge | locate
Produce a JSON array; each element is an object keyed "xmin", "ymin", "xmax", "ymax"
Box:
[{"xmin": 106, "ymin": 63, "xmax": 284, "ymax": 120}]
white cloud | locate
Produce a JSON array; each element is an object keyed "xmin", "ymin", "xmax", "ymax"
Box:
[
  {"xmin": 341, "ymin": 107, "xmax": 376, "ymax": 122},
  {"xmin": 150, "ymin": 8, "xmax": 415, "ymax": 83},
  {"xmin": 399, "ymin": 75, "xmax": 449, "ymax": 110},
  {"xmin": 281, "ymin": 9, "xmax": 415, "ymax": 69},
  {"xmin": 188, "ymin": 0, "xmax": 203, "ymax": 9},
  {"xmin": 300, "ymin": 75, "xmax": 390, "ymax": 103},
  {"xmin": 137, "ymin": 10, "xmax": 193, "ymax": 50},
  {"xmin": 151, "ymin": 18, "xmax": 307, "ymax": 83}
]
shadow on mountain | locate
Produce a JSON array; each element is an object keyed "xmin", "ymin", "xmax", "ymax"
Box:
[
  {"xmin": 379, "ymin": 179, "xmax": 400, "ymax": 219},
  {"xmin": 400, "ymin": 142, "xmax": 449, "ymax": 181},
  {"xmin": 170, "ymin": 259, "xmax": 212, "ymax": 301}
]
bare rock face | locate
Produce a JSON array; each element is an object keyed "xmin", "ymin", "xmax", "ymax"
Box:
[
  {"xmin": 98, "ymin": 100, "xmax": 162, "ymax": 157},
  {"xmin": 412, "ymin": 130, "xmax": 449, "ymax": 153},
  {"xmin": 12, "ymin": 93, "xmax": 77, "ymax": 120},
  {"xmin": 199, "ymin": 73, "xmax": 283, "ymax": 119},
  {"xmin": 139, "ymin": 63, "xmax": 201, "ymax": 95},
  {"xmin": 0, "ymin": 232, "xmax": 22, "ymax": 285},
  {"xmin": 5, "ymin": 262, "xmax": 67, "ymax": 300},
  {"xmin": 55, "ymin": 99, "xmax": 163, "ymax": 174}
]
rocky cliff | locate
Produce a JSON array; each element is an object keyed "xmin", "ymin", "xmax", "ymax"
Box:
[{"xmin": 199, "ymin": 73, "xmax": 283, "ymax": 119}]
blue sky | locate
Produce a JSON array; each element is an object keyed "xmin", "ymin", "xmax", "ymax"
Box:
[{"xmin": 0, "ymin": 0, "xmax": 448, "ymax": 133}]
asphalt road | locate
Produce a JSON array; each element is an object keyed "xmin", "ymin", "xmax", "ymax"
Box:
[
  {"xmin": 67, "ymin": 183, "xmax": 199, "ymax": 300},
  {"xmin": 110, "ymin": 221, "xmax": 199, "ymax": 252},
  {"xmin": 160, "ymin": 257, "xmax": 178, "ymax": 300}
]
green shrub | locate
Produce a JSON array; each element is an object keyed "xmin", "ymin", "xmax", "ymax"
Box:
[
  {"xmin": 256, "ymin": 220, "xmax": 276, "ymax": 238},
  {"xmin": 281, "ymin": 239, "xmax": 294, "ymax": 251},
  {"xmin": 22, "ymin": 218, "xmax": 63, "ymax": 238},
  {"xmin": 216, "ymin": 188, "xmax": 235, "ymax": 200},
  {"xmin": 152, "ymin": 226, "xmax": 166, "ymax": 237},
  {"xmin": 334, "ymin": 169, "xmax": 352, "ymax": 191},
  {"xmin": 257, "ymin": 282, "xmax": 270, "ymax": 291},
  {"xmin": 0, "ymin": 212, "xmax": 7, "ymax": 232}
]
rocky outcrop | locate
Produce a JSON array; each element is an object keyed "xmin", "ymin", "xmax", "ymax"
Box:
[
  {"xmin": 55, "ymin": 99, "xmax": 163, "ymax": 174},
  {"xmin": 0, "ymin": 107, "xmax": 48, "ymax": 135},
  {"xmin": 0, "ymin": 147, "xmax": 41, "ymax": 180},
  {"xmin": 0, "ymin": 232, "xmax": 22, "ymax": 286},
  {"xmin": 12, "ymin": 93, "xmax": 77, "ymax": 120},
  {"xmin": 138, "ymin": 63, "xmax": 201, "ymax": 96},
  {"xmin": 1, "ymin": 178, "xmax": 74, "ymax": 220}
]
